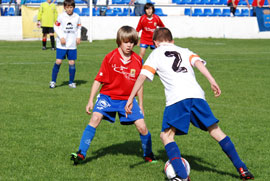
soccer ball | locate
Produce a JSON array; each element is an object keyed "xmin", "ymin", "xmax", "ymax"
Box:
[{"xmin": 164, "ymin": 157, "xmax": 190, "ymax": 180}]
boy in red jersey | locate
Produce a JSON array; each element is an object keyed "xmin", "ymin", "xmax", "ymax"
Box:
[
  {"xmin": 136, "ymin": 3, "xmax": 165, "ymax": 59},
  {"xmin": 71, "ymin": 26, "xmax": 156, "ymax": 165}
]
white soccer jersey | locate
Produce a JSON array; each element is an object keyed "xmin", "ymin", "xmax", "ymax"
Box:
[
  {"xmin": 141, "ymin": 42, "xmax": 206, "ymax": 106},
  {"xmin": 54, "ymin": 12, "xmax": 81, "ymax": 50}
]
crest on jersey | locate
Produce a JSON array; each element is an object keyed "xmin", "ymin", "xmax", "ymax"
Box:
[
  {"xmin": 154, "ymin": 22, "xmax": 157, "ymax": 26},
  {"xmin": 130, "ymin": 69, "xmax": 136, "ymax": 77}
]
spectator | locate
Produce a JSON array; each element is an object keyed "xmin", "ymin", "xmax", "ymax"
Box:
[
  {"xmin": 129, "ymin": 0, "xmax": 146, "ymax": 16},
  {"xmin": 136, "ymin": 3, "xmax": 165, "ymax": 59},
  {"xmin": 0, "ymin": 0, "xmax": 2, "ymax": 16},
  {"xmin": 37, "ymin": 0, "xmax": 58, "ymax": 50},
  {"xmin": 251, "ymin": 0, "xmax": 270, "ymax": 16},
  {"xmin": 96, "ymin": 0, "xmax": 111, "ymax": 16},
  {"xmin": 227, "ymin": 0, "xmax": 250, "ymax": 16},
  {"xmin": 9, "ymin": 0, "xmax": 20, "ymax": 16}
]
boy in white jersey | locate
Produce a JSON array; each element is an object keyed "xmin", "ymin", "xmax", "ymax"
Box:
[
  {"xmin": 125, "ymin": 27, "xmax": 254, "ymax": 180},
  {"xmin": 49, "ymin": 0, "xmax": 81, "ymax": 88}
]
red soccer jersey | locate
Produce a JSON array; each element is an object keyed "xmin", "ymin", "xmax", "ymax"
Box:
[
  {"xmin": 95, "ymin": 48, "xmax": 143, "ymax": 100},
  {"xmin": 136, "ymin": 14, "xmax": 165, "ymax": 45},
  {"xmin": 252, "ymin": 0, "xmax": 265, "ymax": 7}
]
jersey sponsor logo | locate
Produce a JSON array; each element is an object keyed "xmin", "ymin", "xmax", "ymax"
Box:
[
  {"xmin": 112, "ymin": 64, "xmax": 137, "ymax": 81},
  {"xmin": 96, "ymin": 99, "xmax": 111, "ymax": 110},
  {"xmin": 144, "ymin": 27, "xmax": 156, "ymax": 32}
]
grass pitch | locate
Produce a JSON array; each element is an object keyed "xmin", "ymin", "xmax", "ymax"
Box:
[{"xmin": 0, "ymin": 38, "xmax": 270, "ymax": 181}]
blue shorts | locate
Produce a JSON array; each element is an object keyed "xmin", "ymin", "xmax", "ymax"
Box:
[
  {"xmin": 162, "ymin": 98, "xmax": 219, "ymax": 135},
  {"xmin": 140, "ymin": 44, "xmax": 155, "ymax": 50},
  {"xmin": 93, "ymin": 94, "xmax": 144, "ymax": 124},
  {"xmin": 56, "ymin": 48, "xmax": 77, "ymax": 60}
]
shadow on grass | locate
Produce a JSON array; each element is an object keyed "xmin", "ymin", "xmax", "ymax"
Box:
[
  {"xmin": 57, "ymin": 80, "xmax": 87, "ymax": 87},
  {"xmin": 157, "ymin": 149, "xmax": 239, "ymax": 179},
  {"xmin": 81, "ymin": 141, "xmax": 144, "ymax": 166}
]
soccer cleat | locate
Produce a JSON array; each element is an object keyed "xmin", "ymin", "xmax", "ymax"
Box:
[
  {"xmin": 49, "ymin": 81, "xmax": 56, "ymax": 88},
  {"xmin": 51, "ymin": 48, "xmax": 55, "ymax": 51},
  {"xmin": 42, "ymin": 47, "xmax": 46, "ymax": 50},
  {"xmin": 239, "ymin": 167, "xmax": 254, "ymax": 180},
  {"xmin": 69, "ymin": 83, "xmax": 76, "ymax": 88},
  {"xmin": 70, "ymin": 150, "xmax": 85, "ymax": 165},
  {"xmin": 170, "ymin": 175, "xmax": 191, "ymax": 181},
  {"xmin": 144, "ymin": 152, "xmax": 157, "ymax": 163}
]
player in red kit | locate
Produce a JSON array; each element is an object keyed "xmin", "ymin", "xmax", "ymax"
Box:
[
  {"xmin": 136, "ymin": 3, "xmax": 165, "ymax": 59},
  {"xmin": 71, "ymin": 26, "xmax": 156, "ymax": 165}
]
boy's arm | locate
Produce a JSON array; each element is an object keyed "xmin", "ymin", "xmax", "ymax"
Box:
[
  {"xmin": 86, "ymin": 80, "xmax": 101, "ymax": 115},
  {"xmin": 76, "ymin": 17, "xmax": 82, "ymax": 45},
  {"xmin": 125, "ymin": 74, "xmax": 147, "ymax": 116},
  {"xmin": 137, "ymin": 85, "xmax": 144, "ymax": 115},
  {"xmin": 37, "ymin": 4, "xmax": 43, "ymax": 26},
  {"xmin": 194, "ymin": 60, "xmax": 221, "ymax": 97},
  {"xmin": 54, "ymin": 16, "xmax": 66, "ymax": 44}
]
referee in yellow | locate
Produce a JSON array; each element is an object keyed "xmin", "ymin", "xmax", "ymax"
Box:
[{"xmin": 37, "ymin": 0, "xmax": 58, "ymax": 50}]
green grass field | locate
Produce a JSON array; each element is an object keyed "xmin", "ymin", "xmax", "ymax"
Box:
[{"xmin": 0, "ymin": 38, "xmax": 270, "ymax": 181}]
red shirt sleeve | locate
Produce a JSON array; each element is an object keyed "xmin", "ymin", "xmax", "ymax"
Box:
[
  {"xmin": 157, "ymin": 15, "xmax": 165, "ymax": 28},
  {"xmin": 95, "ymin": 55, "xmax": 111, "ymax": 84},
  {"xmin": 136, "ymin": 16, "xmax": 144, "ymax": 32}
]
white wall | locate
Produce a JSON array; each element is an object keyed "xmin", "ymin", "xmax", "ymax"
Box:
[{"xmin": 0, "ymin": 16, "xmax": 270, "ymax": 40}]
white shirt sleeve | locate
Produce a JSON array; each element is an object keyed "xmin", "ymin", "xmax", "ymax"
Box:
[
  {"xmin": 187, "ymin": 49, "xmax": 206, "ymax": 66},
  {"xmin": 77, "ymin": 16, "xmax": 81, "ymax": 39},
  {"xmin": 140, "ymin": 50, "xmax": 158, "ymax": 81},
  {"xmin": 54, "ymin": 15, "xmax": 65, "ymax": 39}
]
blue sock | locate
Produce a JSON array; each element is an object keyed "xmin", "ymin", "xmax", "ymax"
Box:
[
  {"xmin": 165, "ymin": 142, "xmax": 187, "ymax": 179},
  {"xmin": 78, "ymin": 125, "xmax": 96, "ymax": 157},
  {"xmin": 219, "ymin": 136, "xmax": 247, "ymax": 170},
  {"xmin": 140, "ymin": 132, "xmax": 152, "ymax": 156},
  {"xmin": 69, "ymin": 64, "xmax": 76, "ymax": 84},
  {"xmin": 52, "ymin": 63, "xmax": 61, "ymax": 82}
]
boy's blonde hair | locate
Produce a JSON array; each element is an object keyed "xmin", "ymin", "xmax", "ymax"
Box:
[
  {"xmin": 116, "ymin": 26, "xmax": 138, "ymax": 47},
  {"xmin": 153, "ymin": 27, "xmax": 173, "ymax": 42}
]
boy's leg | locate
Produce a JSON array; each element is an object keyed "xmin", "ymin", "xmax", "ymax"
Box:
[
  {"xmin": 42, "ymin": 33, "xmax": 47, "ymax": 50},
  {"xmin": 139, "ymin": 47, "xmax": 146, "ymax": 59},
  {"xmin": 161, "ymin": 128, "xmax": 188, "ymax": 179},
  {"xmin": 50, "ymin": 59, "xmax": 62, "ymax": 88},
  {"xmin": 49, "ymin": 32, "xmax": 55, "ymax": 50},
  {"xmin": 208, "ymin": 124, "xmax": 254, "ymax": 180},
  {"xmin": 134, "ymin": 119, "xmax": 156, "ymax": 162},
  {"xmin": 71, "ymin": 112, "xmax": 103, "ymax": 165},
  {"xmin": 68, "ymin": 60, "xmax": 76, "ymax": 85}
]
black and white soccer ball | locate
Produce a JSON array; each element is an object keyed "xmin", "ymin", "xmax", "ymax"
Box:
[{"xmin": 164, "ymin": 157, "xmax": 190, "ymax": 180}]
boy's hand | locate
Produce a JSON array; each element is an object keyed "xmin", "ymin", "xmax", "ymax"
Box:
[
  {"xmin": 37, "ymin": 21, "xmax": 41, "ymax": 28},
  {"xmin": 125, "ymin": 99, "xmax": 133, "ymax": 118},
  {"xmin": 76, "ymin": 38, "xmax": 81, "ymax": 45},
  {"xmin": 60, "ymin": 38, "xmax": 66, "ymax": 45},
  {"xmin": 86, "ymin": 101, "xmax": 94, "ymax": 115},
  {"xmin": 211, "ymin": 82, "xmax": 221, "ymax": 97}
]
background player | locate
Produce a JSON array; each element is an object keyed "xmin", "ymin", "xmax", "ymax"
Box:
[
  {"xmin": 136, "ymin": 3, "xmax": 165, "ymax": 59},
  {"xmin": 70, "ymin": 26, "xmax": 156, "ymax": 165},
  {"xmin": 37, "ymin": 0, "xmax": 58, "ymax": 50},
  {"xmin": 125, "ymin": 27, "xmax": 254, "ymax": 180},
  {"xmin": 49, "ymin": 0, "xmax": 81, "ymax": 88}
]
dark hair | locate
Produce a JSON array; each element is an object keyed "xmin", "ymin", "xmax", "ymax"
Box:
[
  {"xmin": 64, "ymin": 0, "xmax": 75, "ymax": 7},
  {"xmin": 144, "ymin": 3, "xmax": 155, "ymax": 14},
  {"xmin": 116, "ymin": 26, "xmax": 138, "ymax": 47},
  {"xmin": 153, "ymin": 27, "xmax": 173, "ymax": 42}
]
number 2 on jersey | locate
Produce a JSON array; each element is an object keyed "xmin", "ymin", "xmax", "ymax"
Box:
[{"xmin": 164, "ymin": 51, "xmax": 187, "ymax": 73}]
